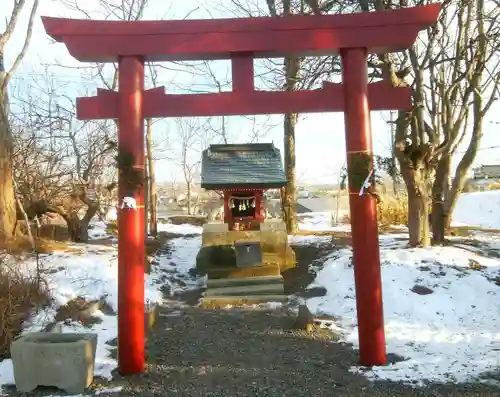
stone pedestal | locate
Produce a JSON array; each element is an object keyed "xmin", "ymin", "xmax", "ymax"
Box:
[
  {"xmin": 11, "ymin": 332, "xmax": 98, "ymax": 394},
  {"xmin": 197, "ymin": 220, "xmax": 296, "ymax": 277}
]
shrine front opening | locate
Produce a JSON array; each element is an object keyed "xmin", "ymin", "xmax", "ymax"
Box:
[{"xmin": 42, "ymin": 4, "xmax": 440, "ymax": 375}]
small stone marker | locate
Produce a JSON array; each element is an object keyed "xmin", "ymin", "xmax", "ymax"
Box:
[{"xmin": 296, "ymin": 304, "xmax": 314, "ymax": 332}]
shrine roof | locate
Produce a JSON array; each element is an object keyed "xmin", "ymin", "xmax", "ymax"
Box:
[{"xmin": 201, "ymin": 143, "xmax": 287, "ymax": 189}]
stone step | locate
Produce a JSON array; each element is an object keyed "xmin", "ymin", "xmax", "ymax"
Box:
[
  {"xmin": 205, "ymin": 283, "xmax": 284, "ymax": 297},
  {"xmin": 207, "ymin": 264, "xmax": 280, "ymax": 279},
  {"xmin": 200, "ymin": 294, "xmax": 287, "ymax": 308},
  {"xmin": 206, "ymin": 275, "xmax": 284, "ymax": 289}
]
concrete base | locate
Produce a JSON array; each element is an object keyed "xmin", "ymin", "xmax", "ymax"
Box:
[
  {"xmin": 200, "ymin": 295, "xmax": 287, "ymax": 308},
  {"xmin": 207, "ymin": 263, "xmax": 281, "ymax": 279},
  {"xmin": 11, "ymin": 332, "xmax": 98, "ymax": 394},
  {"xmin": 202, "ymin": 275, "xmax": 286, "ymax": 307},
  {"xmin": 205, "ymin": 283, "xmax": 284, "ymax": 296},
  {"xmin": 207, "ymin": 275, "xmax": 284, "ymax": 288},
  {"xmin": 200, "ymin": 220, "xmax": 296, "ymax": 274}
]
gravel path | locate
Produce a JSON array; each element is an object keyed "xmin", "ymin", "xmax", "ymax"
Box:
[{"xmin": 92, "ymin": 304, "xmax": 498, "ymax": 397}]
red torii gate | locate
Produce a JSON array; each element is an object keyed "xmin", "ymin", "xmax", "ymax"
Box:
[{"xmin": 42, "ymin": 4, "xmax": 440, "ymax": 375}]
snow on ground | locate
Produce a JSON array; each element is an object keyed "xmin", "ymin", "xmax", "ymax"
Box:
[
  {"xmin": 298, "ymin": 192, "xmax": 500, "ymax": 385},
  {"xmin": 0, "ymin": 221, "xmax": 202, "ymax": 394},
  {"xmin": 453, "ymin": 190, "xmax": 500, "ymax": 229},
  {"xmin": 156, "ymin": 236, "xmax": 205, "ymax": 296},
  {"xmin": 157, "ymin": 222, "xmax": 202, "ymax": 235},
  {"xmin": 297, "ymin": 211, "xmax": 350, "ymax": 232},
  {"xmin": 306, "ymin": 239, "xmax": 500, "ymax": 385}
]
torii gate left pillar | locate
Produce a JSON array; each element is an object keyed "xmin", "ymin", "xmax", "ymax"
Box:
[
  {"xmin": 76, "ymin": 56, "xmax": 147, "ymax": 374},
  {"xmin": 116, "ymin": 56, "xmax": 145, "ymax": 374}
]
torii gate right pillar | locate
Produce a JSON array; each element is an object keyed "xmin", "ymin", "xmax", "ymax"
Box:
[{"xmin": 341, "ymin": 47, "xmax": 385, "ymax": 365}]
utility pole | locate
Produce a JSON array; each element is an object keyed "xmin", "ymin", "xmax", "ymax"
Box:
[{"xmin": 388, "ymin": 111, "xmax": 397, "ymax": 196}]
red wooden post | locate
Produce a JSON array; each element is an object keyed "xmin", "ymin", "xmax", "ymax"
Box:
[
  {"xmin": 117, "ymin": 55, "xmax": 145, "ymax": 375},
  {"xmin": 223, "ymin": 191, "xmax": 231, "ymax": 224},
  {"xmin": 341, "ymin": 48, "xmax": 386, "ymax": 366},
  {"xmin": 255, "ymin": 190, "xmax": 264, "ymax": 222},
  {"xmin": 231, "ymin": 53, "xmax": 254, "ymax": 92}
]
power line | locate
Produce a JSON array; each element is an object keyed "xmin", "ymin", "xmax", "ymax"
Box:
[{"xmin": 456, "ymin": 145, "xmax": 500, "ymax": 154}]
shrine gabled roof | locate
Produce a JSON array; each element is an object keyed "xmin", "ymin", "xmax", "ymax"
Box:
[{"xmin": 201, "ymin": 143, "xmax": 287, "ymax": 189}]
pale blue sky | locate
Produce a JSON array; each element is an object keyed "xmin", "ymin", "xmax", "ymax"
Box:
[{"xmin": 3, "ymin": 0, "xmax": 500, "ymax": 184}]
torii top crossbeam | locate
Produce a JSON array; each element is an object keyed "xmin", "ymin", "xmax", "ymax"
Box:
[{"xmin": 42, "ymin": 5, "xmax": 440, "ymax": 62}]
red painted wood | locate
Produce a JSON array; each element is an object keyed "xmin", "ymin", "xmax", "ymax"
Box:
[
  {"xmin": 342, "ymin": 48, "xmax": 386, "ymax": 366},
  {"xmin": 231, "ymin": 54, "xmax": 254, "ymax": 92},
  {"xmin": 42, "ymin": 5, "xmax": 439, "ymax": 62},
  {"xmin": 223, "ymin": 191, "xmax": 230, "ymax": 224},
  {"xmin": 255, "ymin": 191, "xmax": 264, "ymax": 222},
  {"xmin": 76, "ymin": 82, "xmax": 412, "ymax": 119},
  {"xmin": 117, "ymin": 56, "xmax": 145, "ymax": 375}
]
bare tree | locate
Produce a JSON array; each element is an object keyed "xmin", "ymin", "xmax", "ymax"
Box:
[
  {"xmin": 174, "ymin": 118, "xmax": 203, "ymax": 215},
  {"xmin": 55, "ymin": 0, "xmax": 196, "ymax": 236},
  {"xmin": 355, "ymin": 0, "xmax": 500, "ymax": 245},
  {"xmin": 145, "ymin": 64, "xmax": 161, "ymax": 236},
  {"xmin": 0, "ymin": 0, "xmax": 39, "ymax": 241},
  {"xmin": 11, "ymin": 73, "xmax": 117, "ymax": 241}
]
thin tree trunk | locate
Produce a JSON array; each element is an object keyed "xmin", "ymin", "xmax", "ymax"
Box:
[
  {"xmin": 431, "ymin": 155, "xmax": 451, "ymax": 243},
  {"xmin": 406, "ymin": 182, "xmax": 430, "ymax": 247},
  {"xmin": 282, "ymin": 54, "xmax": 300, "ymax": 235},
  {"xmin": 187, "ymin": 182, "xmax": 191, "ymax": 215},
  {"xmin": 146, "ymin": 118, "xmax": 157, "ymax": 236},
  {"xmin": 0, "ymin": 80, "xmax": 17, "ymax": 242},
  {"xmin": 283, "ymin": 111, "xmax": 297, "ymax": 234},
  {"xmin": 443, "ymin": 76, "xmax": 485, "ymax": 232}
]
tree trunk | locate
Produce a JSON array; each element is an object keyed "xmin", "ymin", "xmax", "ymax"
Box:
[
  {"xmin": 66, "ymin": 214, "xmax": 89, "ymax": 242},
  {"xmin": 282, "ymin": 55, "xmax": 300, "ymax": 235},
  {"xmin": 47, "ymin": 200, "xmax": 98, "ymax": 243},
  {"xmin": 283, "ymin": 112, "xmax": 297, "ymax": 234},
  {"xmin": 0, "ymin": 80, "xmax": 17, "ymax": 242},
  {"xmin": 431, "ymin": 154, "xmax": 451, "ymax": 243},
  {"xmin": 145, "ymin": 118, "xmax": 158, "ymax": 236},
  {"xmin": 443, "ymin": 92, "xmax": 485, "ymax": 233},
  {"xmin": 406, "ymin": 179, "xmax": 430, "ymax": 247},
  {"xmin": 187, "ymin": 182, "xmax": 192, "ymax": 215}
]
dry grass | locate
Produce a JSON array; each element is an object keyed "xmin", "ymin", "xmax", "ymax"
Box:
[
  {"xmin": 106, "ymin": 221, "xmax": 118, "ymax": 235},
  {"xmin": 488, "ymin": 182, "xmax": 500, "ymax": 190},
  {"xmin": 343, "ymin": 193, "xmax": 408, "ymax": 228},
  {"xmin": 376, "ymin": 193, "xmax": 409, "ymax": 227},
  {"xmin": 0, "ymin": 259, "xmax": 50, "ymax": 358},
  {"xmin": 0, "ymin": 236, "xmax": 75, "ymax": 255}
]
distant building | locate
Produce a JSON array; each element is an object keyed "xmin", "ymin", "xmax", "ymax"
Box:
[{"xmin": 473, "ymin": 165, "xmax": 500, "ymax": 180}]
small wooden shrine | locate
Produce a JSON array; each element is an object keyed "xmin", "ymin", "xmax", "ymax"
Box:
[{"xmin": 201, "ymin": 143, "xmax": 287, "ymax": 230}]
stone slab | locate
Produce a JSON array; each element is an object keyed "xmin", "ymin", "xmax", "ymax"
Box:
[
  {"xmin": 207, "ymin": 263, "xmax": 281, "ymax": 279},
  {"xmin": 206, "ymin": 275, "xmax": 284, "ymax": 288},
  {"xmin": 203, "ymin": 223, "xmax": 228, "ymax": 233},
  {"xmin": 11, "ymin": 332, "xmax": 98, "ymax": 394},
  {"xmin": 261, "ymin": 220, "xmax": 287, "ymax": 232},
  {"xmin": 200, "ymin": 295, "xmax": 287, "ymax": 308},
  {"xmin": 205, "ymin": 283, "xmax": 284, "ymax": 297}
]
